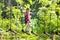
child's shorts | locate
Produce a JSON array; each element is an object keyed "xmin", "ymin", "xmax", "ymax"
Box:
[{"xmin": 25, "ymin": 18, "xmax": 30, "ymax": 24}]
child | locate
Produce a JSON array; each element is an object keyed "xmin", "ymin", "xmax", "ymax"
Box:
[
  {"xmin": 21, "ymin": 8, "xmax": 38, "ymax": 36},
  {"xmin": 22, "ymin": 8, "xmax": 31, "ymax": 35}
]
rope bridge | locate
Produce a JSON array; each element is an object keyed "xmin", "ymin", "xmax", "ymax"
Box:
[{"xmin": 0, "ymin": 0, "xmax": 60, "ymax": 40}]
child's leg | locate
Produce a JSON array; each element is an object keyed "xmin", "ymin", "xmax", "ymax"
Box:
[{"xmin": 25, "ymin": 21, "xmax": 31, "ymax": 31}]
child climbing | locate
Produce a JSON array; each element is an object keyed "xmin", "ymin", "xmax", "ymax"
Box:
[{"xmin": 22, "ymin": 8, "xmax": 31, "ymax": 35}]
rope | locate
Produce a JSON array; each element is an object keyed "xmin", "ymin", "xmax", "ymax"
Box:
[
  {"xmin": 44, "ymin": 10, "xmax": 46, "ymax": 34},
  {"xmin": 50, "ymin": 12, "xmax": 51, "ymax": 34},
  {"xmin": 1, "ymin": 0, "xmax": 4, "ymax": 29},
  {"xmin": 9, "ymin": 0, "xmax": 11, "ymax": 30},
  {"xmin": 16, "ymin": 2, "xmax": 19, "ymax": 30},
  {"xmin": 57, "ymin": 13, "xmax": 58, "ymax": 34}
]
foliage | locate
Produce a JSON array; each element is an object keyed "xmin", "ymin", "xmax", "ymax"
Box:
[{"xmin": 0, "ymin": 0, "xmax": 60, "ymax": 40}]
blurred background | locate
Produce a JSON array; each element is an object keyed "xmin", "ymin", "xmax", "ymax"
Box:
[{"xmin": 0, "ymin": 0, "xmax": 60, "ymax": 40}]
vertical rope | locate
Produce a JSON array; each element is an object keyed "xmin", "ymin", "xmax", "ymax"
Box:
[
  {"xmin": 44, "ymin": 10, "xmax": 46, "ymax": 34},
  {"xmin": 57, "ymin": 13, "xmax": 58, "ymax": 34},
  {"xmin": 8, "ymin": 0, "xmax": 13, "ymax": 40},
  {"xmin": 50, "ymin": 10, "xmax": 51, "ymax": 34},
  {"xmin": 31, "ymin": 3, "xmax": 33, "ymax": 32},
  {"xmin": 1, "ymin": 0, "xmax": 4, "ymax": 29},
  {"xmin": 9, "ymin": 0, "xmax": 11, "ymax": 30},
  {"xmin": 31, "ymin": 20, "xmax": 34, "ymax": 32},
  {"xmin": 16, "ymin": 2, "xmax": 19, "ymax": 30},
  {"xmin": 1, "ymin": 0, "xmax": 4, "ymax": 39}
]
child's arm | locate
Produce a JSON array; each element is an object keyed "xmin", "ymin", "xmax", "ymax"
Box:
[
  {"xmin": 20, "ymin": 7, "xmax": 24, "ymax": 13},
  {"xmin": 20, "ymin": 7, "xmax": 26, "ymax": 16}
]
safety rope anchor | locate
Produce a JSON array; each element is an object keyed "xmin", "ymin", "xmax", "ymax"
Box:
[
  {"xmin": 43, "ymin": 31, "xmax": 51, "ymax": 38},
  {"xmin": 31, "ymin": 31, "xmax": 38, "ymax": 36},
  {"xmin": 6, "ymin": 29, "xmax": 17, "ymax": 34}
]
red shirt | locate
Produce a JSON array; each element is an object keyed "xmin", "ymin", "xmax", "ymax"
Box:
[{"xmin": 25, "ymin": 12, "xmax": 30, "ymax": 19}]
